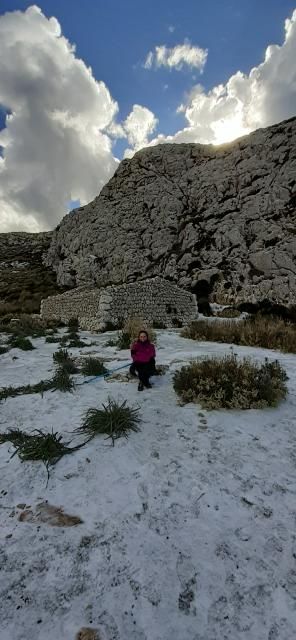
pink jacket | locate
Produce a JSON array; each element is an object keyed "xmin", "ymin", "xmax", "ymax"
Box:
[{"xmin": 131, "ymin": 340, "xmax": 156, "ymax": 364}]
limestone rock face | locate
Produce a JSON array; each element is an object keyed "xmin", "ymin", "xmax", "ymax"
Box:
[{"xmin": 45, "ymin": 117, "xmax": 296, "ymax": 303}]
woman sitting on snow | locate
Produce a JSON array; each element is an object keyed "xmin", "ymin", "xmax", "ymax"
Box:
[{"xmin": 130, "ymin": 330, "xmax": 158, "ymax": 391}]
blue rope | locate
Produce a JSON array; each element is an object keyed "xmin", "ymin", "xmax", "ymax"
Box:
[{"xmin": 79, "ymin": 362, "xmax": 131, "ymax": 386}]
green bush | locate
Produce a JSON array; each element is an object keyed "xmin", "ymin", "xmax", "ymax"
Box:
[
  {"xmin": 81, "ymin": 357, "xmax": 107, "ymax": 376},
  {"xmin": 9, "ymin": 336, "xmax": 35, "ymax": 351},
  {"xmin": 77, "ymin": 398, "xmax": 141, "ymax": 445},
  {"xmin": 173, "ymin": 354, "xmax": 288, "ymax": 410},
  {"xmin": 182, "ymin": 315, "xmax": 296, "ymax": 353}
]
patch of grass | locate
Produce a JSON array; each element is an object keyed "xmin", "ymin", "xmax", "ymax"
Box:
[
  {"xmin": 77, "ymin": 398, "xmax": 141, "ymax": 445},
  {"xmin": 0, "ymin": 428, "xmax": 86, "ymax": 484},
  {"xmin": 9, "ymin": 336, "xmax": 35, "ymax": 351},
  {"xmin": 182, "ymin": 315, "xmax": 296, "ymax": 354},
  {"xmin": 52, "ymin": 366, "xmax": 75, "ymax": 392},
  {"xmin": 0, "ymin": 379, "xmax": 54, "ymax": 402},
  {"xmin": 45, "ymin": 336, "xmax": 62, "ymax": 344},
  {"xmin": 173, "ymin": 354, "xmax": 288, "ymax": 410},
  {"xmin": 81, "ymin": 357, "xmax": 107, "ymax": 376}
]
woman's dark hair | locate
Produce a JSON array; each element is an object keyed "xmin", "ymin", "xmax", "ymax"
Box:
[{"xmin": 138, "ymin": 330, "xmax": 149, "ymax": 341}]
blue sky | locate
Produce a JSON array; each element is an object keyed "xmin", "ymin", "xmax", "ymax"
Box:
[
  {"xmin": 0, "ymin": 1, "xmax": 296, "ymax": 230},
  {"xmin": 1, "ymin": 0, "xmax": 295, "ymax": 155}
]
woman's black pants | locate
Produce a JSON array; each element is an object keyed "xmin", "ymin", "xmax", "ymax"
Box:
[{"xmin": 130, "ymin": 358, "xmax": 157, "ymax": 385}]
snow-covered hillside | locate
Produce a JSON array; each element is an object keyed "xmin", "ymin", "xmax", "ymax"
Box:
[{"xmin": 1, "ymin": 330, "xmax": 296, "ymax": 640}]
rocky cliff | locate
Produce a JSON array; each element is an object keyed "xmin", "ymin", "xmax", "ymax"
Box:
[{"xmin": 45, "ymin": 117, "xmax": 296, "ymax": 303}]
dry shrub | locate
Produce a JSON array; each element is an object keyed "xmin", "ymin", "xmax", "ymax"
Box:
[
  {"xmin": 182, "ymin": 315, "xmax": 296, "ymax": 353},
  {"xmin": 173, "ymin": 354, "xmax": 288, "ymax": 410},
  {"xmin": 116, "ymin": 317, "xmax": 156, "ymax": 350},
  {"xmin": 215, "ymin": 307, "xmax": 242, "ymax": 318}
]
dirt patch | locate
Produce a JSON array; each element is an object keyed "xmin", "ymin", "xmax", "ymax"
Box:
[{"xmin": 18, "ymin": 501, "xmax": 83, "ymax": 527}]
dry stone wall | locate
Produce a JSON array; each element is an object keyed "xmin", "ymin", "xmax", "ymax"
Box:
[
  {"xmin": 41, "ymin": 288, "xmax": 102, "ymax": 331},
  {"xmin": 41, "ymin": 277, "xmax": 197, "ymax": 330}
]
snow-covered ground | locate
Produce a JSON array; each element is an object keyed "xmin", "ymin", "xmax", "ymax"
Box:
[{"xmin": 1, "ymin": 329, "xmax": 296, "ymax": 640}]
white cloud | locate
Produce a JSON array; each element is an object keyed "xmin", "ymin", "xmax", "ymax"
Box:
[
  {"xmin": 122, "ymin": 105, "xmax": 158, "ymax": 157},
  {"xmin": 144, "ymin": 40, "xmax": 208, "ymax": 72},
  {"xmin": 1, "ymin": 6, "xmax": 296, "ymax": 231},
  {"xmin": 0, "ymin": 5, "xmax": 118, "ymax": 231},
  {"xmin": 150, "ymin": 9, "xmax": 296, "ymax": 146},
  {"xmin": 168, "ymin": 25, "xmax": 175, "ymax": 33}
]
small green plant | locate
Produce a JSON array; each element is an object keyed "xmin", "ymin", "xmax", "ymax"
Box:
[
  {"xmin": 9, "ymin": 336, "xmax": 35, "ymax": 351},
  {"xmin": 173, "ymin": 354, "xmax": 288, "ymax": 410},
  {"xmin": 52, "ymin": 366, "xmax": 75, "ymax": 392},
  {"xmin": 81, "ymin": 357, "xmax": 107, "ymax": 376},
  {"xmin": 53, "ymin": 349, "xmax": 78, "ymax": 374},
  {"xmin": 67, "ymin": 317, "xmax": 79, "ymax": 332},
  {"xmin": 77, "ymin": 398, "xmax": 141, "ymax": 445},
  {"xmin": 0, "ymin": 428, "xmax": 86, "ymax": 484},
  {"xmin": 53, "ymin": 348, "xmax": 70, "ymax": 364}
]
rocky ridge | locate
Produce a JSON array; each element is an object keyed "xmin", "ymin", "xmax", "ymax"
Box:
[{"xmin": 44, "ymin": 117, "xmax": 296, "ymax": 305}]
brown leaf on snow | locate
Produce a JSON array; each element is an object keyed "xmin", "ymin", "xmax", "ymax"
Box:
[{"xmin": 18, "ymin": 501, "xmax": 83, "ymax": 527}]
